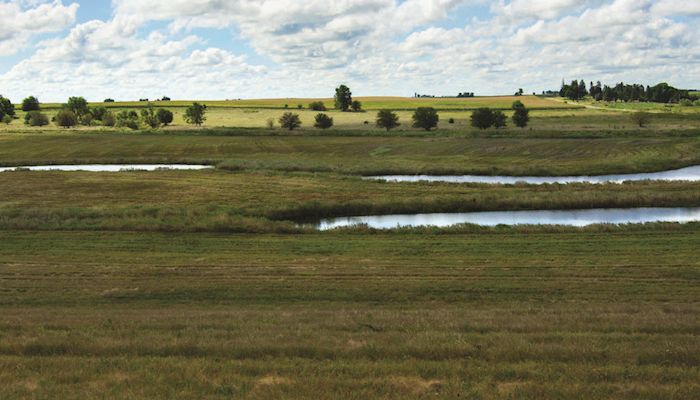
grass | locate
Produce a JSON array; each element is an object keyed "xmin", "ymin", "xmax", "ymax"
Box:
[
  {"xmin": 1, "ymin": 170, "xmax": 700, "ymax": 231},
  {"xmin": 0, "ymin": 230, "xmax": 698, "ymax": 398},
  {"xmin": 1, "ymin": 134, "xmax": 700, "ymax": 176}
]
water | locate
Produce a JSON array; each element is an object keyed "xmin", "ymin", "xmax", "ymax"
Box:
[
  {"xmin": 318, "ymin": 207, "xmax": 700, "ymax": 230},
  {"xmin": 0, "ymin": 164, "xmax": 213, "ymax": 172},
  {"xmin": 367, "ymin": 165, "xmax": 700, "ymax": 185}
]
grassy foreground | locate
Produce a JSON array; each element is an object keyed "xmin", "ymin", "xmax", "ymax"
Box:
[{"xmin": 1, "ymin": 230, "xmax": 699, "ymax": 399}]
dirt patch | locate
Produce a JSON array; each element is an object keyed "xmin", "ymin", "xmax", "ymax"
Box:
[
  {"xmin": 389, "ymin": 376, "xmax": 443, "ymax": 396},
  {"xmin": 256, "ymin": 376, "xmax": 293, "ymax": 387}
]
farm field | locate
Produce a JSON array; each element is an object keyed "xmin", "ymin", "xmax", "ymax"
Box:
[{"xmin": 1, "ymin": 96, "xmax": 699, "ymax": 399}]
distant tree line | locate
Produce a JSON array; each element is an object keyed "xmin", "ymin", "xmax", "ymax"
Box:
[{"xmin": 560, "ymin": 80, "xmax": 696, "ymax": 103}]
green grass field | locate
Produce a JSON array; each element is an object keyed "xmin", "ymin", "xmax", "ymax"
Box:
[{"xmin": 1, "ymin": 96, "xmax": 699, "ymax": 398}]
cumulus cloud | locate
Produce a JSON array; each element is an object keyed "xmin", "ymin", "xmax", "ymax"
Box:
[
  {"xmin": 0, "ymin": 0, "xmax": 698, "ymax": 100},
  {"xmin": 0, "ymin": 0, "xmax": 78, "ymax": 55}
]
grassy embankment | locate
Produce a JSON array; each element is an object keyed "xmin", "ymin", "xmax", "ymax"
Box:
[{"xmin": 0, "ymin": 230, "xmax": 698, "ymax": 399}]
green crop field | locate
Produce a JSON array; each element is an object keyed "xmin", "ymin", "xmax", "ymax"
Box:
[{"xmin": 1, "ymin": 96, "xmax": 699, "ymax": 399}]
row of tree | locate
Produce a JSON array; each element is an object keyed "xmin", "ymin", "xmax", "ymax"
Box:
[
  {"xmin": 469, "ymin": 101, "xmax": 530, "ymax": 130},
  {"xmin": 560, "ymin": 80, "xmax": 696, "ymax": 103}
]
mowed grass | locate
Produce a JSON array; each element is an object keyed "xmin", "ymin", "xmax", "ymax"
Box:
[
  {"xmin": 2, "ymin": 170, "xmax": 700, "ymax": 231},
  {"xmin": 0, "ymin": 230, "xmax": 698, "ymax": 399},
  {"xmin": 34, "ymin": 95, "xmax": 581, "ymax": 111},
  {"xmin": 1, "ymin": 134, "xmax": 700, "ymax": 176},
  {"xmin": 3, "ymin": 104, "xmax": 700, "ymax": 134}
]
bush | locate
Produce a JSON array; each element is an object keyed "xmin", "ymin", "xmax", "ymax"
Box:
[
  {"xmin": 308, "ymin": 101, "xmax": 327, "ymax": 111},
  {"xmin": 91, "ymin": 106, "xmax": 108, "ymax": 121},
  {"xmin": 679, "ymin": 99, "xmax": 693, "ymax": 107},
  {"xmin": 141, "ymin": 106, "xmax": 161, "ymax": 129},
  {"xmin": 116, "ymin": 110, "xmax": 139, "ymax": 130},
  {"xmin": 82, "ymin": 113, "xmax": 94, "ymax": 126},
  {"xmin": 0, "ymin": 95, "xmax": 15, "ymax": 119},
  {"xmin": 313, "ymin": 113, "xmax": 334, "ymax": 129},
  {"xmin": 512, "ymin": 102, "xmax": 530, "ymax": 128},
  {"xmin": 22, "ymin": 96, "xmax": 40, "ymax": 112},
  {"xmin": 102, "ymin": 111, "xmax": 116, "ymax": 127},
  {"xmin": 471, "ymin": 108, "xmax": 494, "ymax": 129},
  {"xmin": 2, "ymin": 115, "xmax": 12, "ymax": 125},
  {"xmin": 279, "ymin": 112, "xmax": 301, "ymax": 130},
  {"xmin": 351, "ymin": 100, "xmax": 362, "ymax": 112},
  {"xmin": 55, "ymin": 109, "xmax": 78, "ymax": 128},
  {"xmin": 493, "ymin": 110, "xmax": 507, "ymax": 128},
  {"xmin": 448, "ymin": 118, "xmax": 455, "ymax": 124},
  {"xmin": 297, "ymin": 104, "xmax": 304, "ymax": 109},
  {"xmin": 694, "ymin": 100, "xmax": 700, "ymax": 107},
  {"xmin": 266, "ymin": 118, "xmax": 275, "ymax": 129},
  {"xmin": 412, "ymin": 107, "xmax": 439, "ymax": 131},
  {"xmin": 631, "ymin": 112, "xmax": 652, "ymax": 127},
  {"xmin": 65, "ymin": 97, "xmax": 89, "ymax": 123},
  {"xmin": 376, "ymin": 110, "xmax": 400, "ymax": 131},
  {"xmin": 156, "ymin": 109, "xmax": 174, "ymax": 126},
  {"xmin": 24, "ymin": 111, "xmax": 49, "ymax": 126}
]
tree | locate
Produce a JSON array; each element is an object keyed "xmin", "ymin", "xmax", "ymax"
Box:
[
  {"xmin": 157, "ymin": 109, "xmax": 174, "ymax": 126},
  {"xmin": 412, "ymin": 107, "xmax": 439, "ymax": 131},
  {"xmin": 102, "ymin": 111, "xmax": 116, "ymax": 127},
  {"xmin": 314, "ymin": 113, "xmax": 334, "ymax": 129},
  {"xmin": 2, "ymin": 115, "xmax": 12, "ymax": 125},
  {"xmin": 279, "ymin": 112, "xmax": 301, "ymax": 130},
  {"xmin": 161, "ymin": 96, "xmax": 171, "ymax": 101},
  {"xmin": 631, "ymin": 112, "xmax": 651, "ymax": 128},
  {"xmin": 308, "ymin": 101, "xmax": 327, "ymax": 111},
  {"xmin": 91, "ymin": 106, "xmax": 108, "ymax": 121},
  {"xmin": 493, "ymin": 110, "xmax": 507, "ymax": 128},
  {"xmin": 22, "ymin": 96, "xmax": 40, "ymax": 112},
  {"xmin": 351, "ymin": 100, "xmax": 362, "ymax": 112},
  {"xmin": 334, "ymin": 85, "xmax": 352, "ymax": 112},
  {"xmin": 512, "ymin": 101, "xmax": 530, "ymax": 128},
  {"xmin": 471, "ymin": 108, "xmax": 494, "ymax": 130},
  {"xmin": 65, "ymin": 97, "xmax": 90, "ymax": 122},
  {"xmin": 0, "ymin": 96, "xmax": 15, "ymax": 119},
  {"xmin": 116, "ymin": 110, "xmax": 139, "ymax": 130},
  {"xmin": 104, "ymin": 98, "xmax": 115, "ymax": 103},
  {"xmin": 55, "ymin": 109, "xmax": 78, "ymax": 128},
  {"xmin": 140, "ymin": 105, "xmax": 161, "ymax": 129},
  {"xmin": 376, "ymin": 110, "xmax": 400, "ymax": 131},
  {"xmin": 184, "ymin": 103, "xmax": 207, "ymax": 126},
  {"xmin": 24, "ymin": 111, "xmax": 49, "ymax": 127}
]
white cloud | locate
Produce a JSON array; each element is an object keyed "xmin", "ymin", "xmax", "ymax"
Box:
[
  {"xmin": 651, "ymin": 1, "xmax": 700, "ymax": 17},
  {"xmin": 0, "ymin": 0, "xmax": 78, "ymax": 55}
]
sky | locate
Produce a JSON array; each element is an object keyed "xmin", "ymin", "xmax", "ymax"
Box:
[{"xmin": 0, "ymin": 0, "xmax": 698, "ymax": 102}]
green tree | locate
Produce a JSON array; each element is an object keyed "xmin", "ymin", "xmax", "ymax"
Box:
[
  {"xmin": 157, "ymin": 109, "xmax": 174, "ymax": 126},
  {"xmin": 2, "ymin": 115, "xmax": 12, "ymax": 125},
  {"xmin": 314, "ymin": 113, "xmax": 334, "ymax": 129},
  {"xmin": 0, "ymin": 96, "xmax": 15, "ymax": 119},
  {"xmin": 493, "ymin": 110, "xmax": 507, "ymax": 128},
  {"xmin": 279, "ymin": 112, "xmax": 301, "ymax": 130},
  {"xmin": 412, "ymin": 107, "xmax": 439, "ymax": 131},
  {"xmin": 55, "ymin": 109, "xmax": 78, "ymax": 128},
  {"xmin": 184, "ymin": 103, "xmax": 207, "ymax": 126},
  {"xmin": 102, "ymin": 111, "xmax": 116, "ymax": 127},
  {"xmin": 511, "ymin": 101, "xmax": 530, "ymax": 128},
  {"xmin": 308, "ymin": 101, "xmax": 327, "ymax": 111},
  {"xmin": 22, "ymin": 96, "xmax": 40, "ymax": 112},
  {"xmin": 376, "ymin": 110, "xmax": 400, "ymax": 131},
  {"xmin": 334, "ymin": 85, "xmax": 352, "ymax": 112},
  {"xmin": 140, "ymin": 105, "xmax": 161, "ymax": 129},
  {"xmin": 471, "ymin": 108, "xmax": 494, "ymax": 130},
  {"xmin": 91, "ymin": 106, "xmax": 108, "ymax": 121},
  {"xmin": 65, "ymin": 97, "xmax": 90, "ymax": 122},
  {"xmin": 24, "ymin": 111, "xmax": 49, "ymax": 127},
  {"xmin": 351, "ymin": 100, "xmax": 362, "ymax": 112}
]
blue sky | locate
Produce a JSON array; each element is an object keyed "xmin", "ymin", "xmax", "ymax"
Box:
[{"xmin": 0, "ymin": 0, "xmax": 698, "ymax": 101}]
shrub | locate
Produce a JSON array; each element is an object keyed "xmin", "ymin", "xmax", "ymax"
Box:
[
  {"xmin": 22, "ymin": 96, "xmax": 40, "ymax": 112},
  {"xmin": 91, "ymin": 106, "xmax": 108, "ymax": 121},
  {"xmin": 65, "ymin": 97, "xmax": 90, "ymax": 123},
  {"xmin": 0, "ymin": 95, "xmax": 15, "ymax": 119},
  {"xmin": 24, "ymin": 111, "xmax": 49, "ymax": 126},
  {"xmin": 2, "ymin": 115, "xmax": 12, "ymax": 125},
  {"xmin": 297, "ymin": 104, "xmax": 304, "ymax": 109},
  {"xmin": 82, "ymin": 113, "xmax": 94, "ymax": 126},
  {"xmin": 471, "ymin": 108, "xmax": 494, "ymax": 130},
  {"xmin": 156, "ymin": 109, "xmax": 174, "ymax": 126},
  {"xmin": 102, "ymin": 111, "xmax": 116, "ymax": 127},
  {"xmin": 266, "ymin": 118, "xmax": 275, "ymax": 129},
  {"xmin": 376, "ymin": 110, "xmax": 400, "ymax": 131},
  {"xmin": 351, "ymin": 100, "xmax": 362, "ymax": 112},
  {"xmin": 679, "ymin": 99, "xmax": 693, "ymax": 107},
  {"xmin": 412, "ymin": 107, "xmax": 439, "ymax": 131},
  {"xmin": 141, "ymin": 106, "xmax": 161, "ymax": 129},
  {"xmin": 279, "ymin": 112, "xmax": 301, "ymax": 130},
  {"xmin": 512, "ymin": 102, "xmax": 530, "ymax": 128},
  {"xmin": 448, "ymin": 118, "xmax": 455, "ymax": 124},
  {"xmin": 116, "ymin": 110, "xmax": 139, "ymax": 130},
  {"xmin": 631, "ymin": 112, "xmax": 652, "ymax": 127},
  {"xmin": 694, "ymin": 100, "xmax": 700, "ymax": 107},
  {"xmin": 55, "ymin": 109, "xmax": 78, "ymax": 128},
  {"xmin": 314, "ymin": 113, "xmax": 334, "ymax": 129},
  {"xmin": 308, "ymin": 101, "xmax": 327, "ymax": 111},
  {"xmin": 161, "ymin": 96, "xmax": 171, "ymax": 101},
  {"xmin": 493, "ymin": 110, "xmax": 507, "ymax": 128},
  {"xmin": 184, "ymin": 103, "xmax": 207, "ymax": 126}
]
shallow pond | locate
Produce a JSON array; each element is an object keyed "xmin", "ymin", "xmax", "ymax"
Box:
[
  {"xmin": 0, "ymin": 164, "xmax": 213, "ymax": 172},
  {"xmin": 367, "ymin": 165, "xmax": 700, "ymax": 185},
  {"xmin": 318, "ymin": 207, "xmax": 700, "ymax": 230}
]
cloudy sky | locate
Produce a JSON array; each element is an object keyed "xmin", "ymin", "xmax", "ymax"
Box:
[{"xmin": 0, "ymin": 0, "xmax": 698, "ymax": 101}]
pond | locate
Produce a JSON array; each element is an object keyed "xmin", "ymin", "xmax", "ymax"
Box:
[
  {"xmin": 0, "ymin": 164, "xmax": 214, "ymax": 172},
  {"xmin": 367, "ymin": 165, "xmax": 700, "ymax": 185},
  {"xmin": 317, "ymin": 207, "xmax": 700, "ymax": 230}
]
